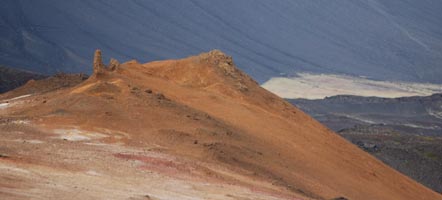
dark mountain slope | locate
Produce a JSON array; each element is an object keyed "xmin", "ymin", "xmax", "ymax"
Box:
[
  {"xmin": 0, "ymin": 65, "xmax": 46, "ymax": 93},
  {"xmin": 289, "ymin": 94, "xmax": 442, "ymax": 134},
  {"xmin": 1, "ymin": 0, "xmax": 442, "ymax": 83}
]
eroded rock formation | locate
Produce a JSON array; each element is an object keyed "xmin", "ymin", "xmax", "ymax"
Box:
[
  {"xmin": 92, "ymin": 50, "xmax": 120, "ymax": 77},
  {"xmin": 107, "ymin": 58, "xmax": 120, "ymax": 71},
  {"xmin": 93, "ymin": 49, "xmax": 105, "ymax": 75}
]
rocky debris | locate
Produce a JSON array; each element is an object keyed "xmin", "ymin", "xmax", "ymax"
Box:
[
  {"xmin": 235, "ymin": 82, "xmax": 248, "ymax": 92},
  {"xmin": 331, "ymin": 197, "xmax": 349, "ymax": 200},
  {"xmin": 156, "ymin": 93, "xmax": 166, "ymax": 100},
  {"xmin": 144, "ymin": 89, "xmax": 152, "ymax": 94},
  {"xmin": 198, "ymin": 50, "xmax": 258, "ymax": 92},
  {"xmin": 130, "ymin": 87, "xmax": 140, "ymax": 95},
  {"xmin": 53, "ymin": 73, "xmax": 88, "ymax": 81},
  {"xmin": 199, "ymin": 50, "xmax": 236, "ymax": 76},
  {"xmin": 201, "ymin": 50, "xmax": 234, "ymax": 67},
  {"xmin": 356, "ymin": 141, "xmax": 379, "ymax": 152}
]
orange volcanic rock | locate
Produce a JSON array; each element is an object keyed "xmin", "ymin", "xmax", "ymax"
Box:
[{"xmin": 0, "ymin": 50, "xmax": 441, "ymax": 200}]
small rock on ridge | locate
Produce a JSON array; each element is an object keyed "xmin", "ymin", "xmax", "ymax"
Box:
[{"xmin": 108, "ymin": 58, "xmax": 120, "ymax": 71}]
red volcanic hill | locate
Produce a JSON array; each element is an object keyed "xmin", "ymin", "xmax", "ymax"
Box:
[{"xmin": 0, "ymin": 50, "xmax": 441, "ymax": 200}]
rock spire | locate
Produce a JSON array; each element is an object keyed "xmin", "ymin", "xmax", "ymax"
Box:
[
  {"xmin": 93, "ymin": 49, "xmax": 105, "ymax": 75},
  {"xmin": 92, "ymin": 49, "xmax": 120, "ymax": 77}
]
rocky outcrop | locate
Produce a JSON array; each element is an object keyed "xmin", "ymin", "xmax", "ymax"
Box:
[
  {"xmin": 93, "ymin": 49, "xmax": 105, "ymax": 76},
  {"xmin": 107, "ymin": 58, "xmax": 120, "ymax": 71},
  {"xmin": 199, "ymin": 50, "xmax": 235, "ymax": 75},
  {"xmin": 92, "ymin": 50, "xmax": 120, "ymax": 77},
  {"xmin": 197, "ymin": 50, "xmax": 258, "ymax": 92}
]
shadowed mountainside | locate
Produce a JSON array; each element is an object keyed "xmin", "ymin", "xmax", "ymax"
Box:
[
  {"xmin": 0, "ymin": 65, "xmax": 46, "ymax": 93},
  {"xmin": 1, "ymin": 0, "xmax": 442, "ymax": 83}
]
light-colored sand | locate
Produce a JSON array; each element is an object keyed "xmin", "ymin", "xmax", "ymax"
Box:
[
  {"xmin": 0, "ymin": 94, "xmax": 32, "ymax": 110},
  {"xmin": 0, "ymin": 103, "xmax": 8, "ymax": 109},
  {"xmin": 52, "ymin": 128, "xmax": 107, "ymax": 141},
  {"xmin": 262, "ymin": 73, "xmax": 442, "ymax": 99}
]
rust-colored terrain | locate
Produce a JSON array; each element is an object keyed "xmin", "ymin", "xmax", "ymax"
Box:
[{"xmin": 1, "ymin": 50, "xmax": 441, "ymax": 200}]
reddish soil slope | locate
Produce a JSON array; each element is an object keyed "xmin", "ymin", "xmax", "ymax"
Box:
[{"xmin": 0, "ymin": 50, "xmax": 440, "ymax": 200}]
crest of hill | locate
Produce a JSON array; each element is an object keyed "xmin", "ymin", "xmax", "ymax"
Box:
[
  {"xmin": 85, "ymin": 49, "xmax": 294, "ymax": 118},
  {"xmin": 83, "ymin": 49, "xmax": 255, "ymax": 92},
  {"xmin": 137, "ymin": 49, "xmax": 259, "ymax": 93},
  {"xmin": 139, "ymin": 49, "xmax": 291, "ymax": 112}
]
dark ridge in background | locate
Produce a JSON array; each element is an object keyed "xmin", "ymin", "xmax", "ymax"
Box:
[
  {"xmin": 0, "ymin": 65, "xmax": 46, "ymax": 93},
  {"xmin": 1, "ymin": 0, "xmax": 442, "ymax": 83}
]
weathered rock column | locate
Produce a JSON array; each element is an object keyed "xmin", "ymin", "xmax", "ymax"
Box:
[{"xmin": 93, "ymin": 49, "xmax": 105, "ymax": 75}]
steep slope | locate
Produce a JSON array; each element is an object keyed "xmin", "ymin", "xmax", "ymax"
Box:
[
  {"xmin": 1, "ymin": 0, "xmax": 442, "ymax": 83},
  {"xmin": 1, "ymin": 50, "xmax": 441, "ymax": 200},
  {"xmin": 0, "ymin": 65, "xmax": 46, "ymax": 93},
  {"xmin": 288, "ymin": 94, "xmax": 442, "ymax": 192}
]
